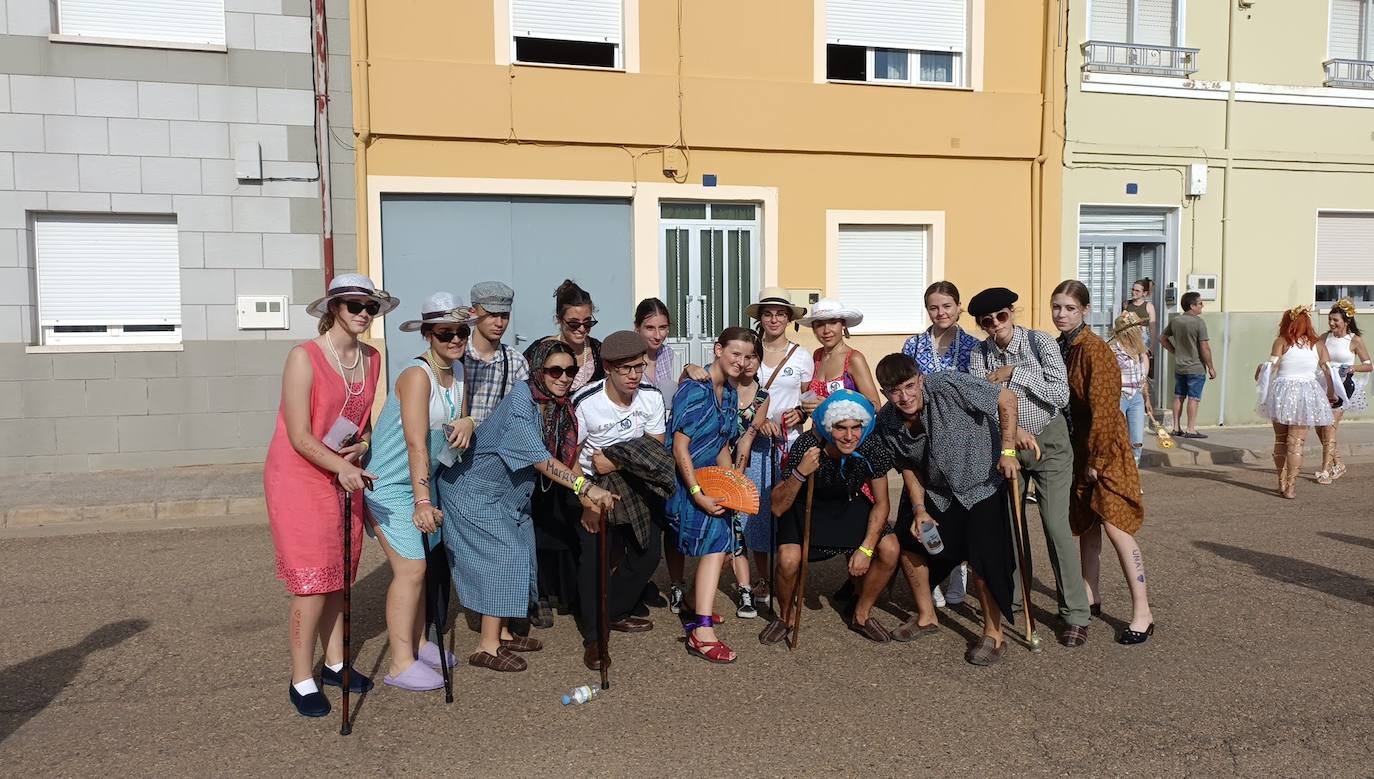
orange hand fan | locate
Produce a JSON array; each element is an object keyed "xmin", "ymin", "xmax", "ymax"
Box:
[{"xmin": 694, "ymin": 466, "xmax": 761, "ymax": 515}]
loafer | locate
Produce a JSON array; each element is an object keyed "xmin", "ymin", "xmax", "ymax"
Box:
[
  {"xmin": 383, "ymin": 660, "xmax": 445, "ymax": 692},
  {"xmin": 757, "ymin": 618, "xmax": 791, "ymax": 646},
  {"xmin": 468, "ymin": 646, "xmax": 527, "ymax": 672},
  {"xmin": 1059, "ymin": 624, "xmax": 1089, "ymax": 648},
  {"xmin": 529, "ymin": 598, "xmax": 554, "ymax": 629},
  {"xmin": 288, "ymin": 683, "xmax": 331, "ymax": 717},
  {"xmin": 849, "ymin": 616, "xmax": 891, "ymax": 644},
  {"xmin": 888, "ymin": 616, "xmax": 939, "ymax": 643},
  {"xmin": 609, "ymin": 616, "xmax": 653, "ymax": 633},
  {"xmin": 417, "ymin": 641, "xmax": 457, "ymax": 671},
  {"xmin": 583, "ymin": 641, "xmax": 610, "ymax": 671},
  {"xmin": 965, "ymin": 636, "xmax": 1005, "ymax": 666},
  {"xmin": 321, "ymin": 665, "xmax": 374, "ymax": 693},
  {"xmin": 500, "ymin": 634, "xmax": 544, "ymax": 652}
]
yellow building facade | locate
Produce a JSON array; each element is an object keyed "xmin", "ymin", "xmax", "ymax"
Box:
[
  {"xmin": 1062, "ymin": 0, "xmax": 1374, "ymax": 425},
  {"xmin": 348, "ymin": 0, "xmax": 1063, "ymax": 373}
]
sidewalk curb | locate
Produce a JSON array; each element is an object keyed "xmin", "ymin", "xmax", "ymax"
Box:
[
  {"xmin": 1142, "ymin": 441, "xmax": 1374, "ymax": 468},
  {"xmin": 4, "ymin": 496, "xmax": 266, "ymax": 530}
]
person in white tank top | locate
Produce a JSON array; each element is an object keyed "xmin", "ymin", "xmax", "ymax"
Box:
[
  {"xmin": 1255, "ymin": 307, "xmax": 1337, "ymax": 499},
  {"xmin": 1315, "ymin": 300, "xmax": 1372, "ymax": 483}
]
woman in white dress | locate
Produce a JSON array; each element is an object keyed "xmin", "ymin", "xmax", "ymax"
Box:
[
  {"xmin": 1315, "ymin": 299, "xmax": 1371, "ymax": 484},
  {"xmin": 1255, "ymin": 307, "xmax": 1337, "ymax": 499}
]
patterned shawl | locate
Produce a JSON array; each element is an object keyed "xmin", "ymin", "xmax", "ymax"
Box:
[{"xmin": 528, "ymin": 376, "xmax": 578, "ymax": 468}]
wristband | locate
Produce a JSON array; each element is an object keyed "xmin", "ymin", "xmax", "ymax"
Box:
[
  {"xmin": 414, "ymin": 498, "xmax": 431, "ymax": 506},
  {"xmin": 858, "ymin": 546, "xmax": 874, "ymax": 558},
  {"xmin": 358, "ymin": 439, "xmax": 370, "ymax": 451},
  {"xmin": 1001, "ymin": 448, "xmax": 1017, "ymax": 457},
  {"xmin": 793, "ymin": 470, "xmax": 807, "ymax": 483},
  {"xmin": 689, "ymin": 484, "xmax": 702, "ymax": 496},
  {"xmin": 572, "ymin": 476, "xmax": 586, "ymax": 495}
]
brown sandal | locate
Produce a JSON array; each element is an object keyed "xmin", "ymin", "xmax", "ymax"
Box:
[
  {"xmin": 757, "ymin": 618, "xmax": 791, "ymax": 646},
  {"xmin": 965, "ymin": 636, "xmax": 1005, "ymax": 666},
  {"xmin": 888, "ymin": 616, "xmax": 938, "ymax": 643},
  {"xmin": 468, "ymin": 646, "xmax": 527, "ymax": 672},
  {"xmin": 500, "ymin": 635, "xmax": 544, "ymax": 652},
  {"xmin": 849, "ymin": 616, "xmax": 891, "ymax": 644}
]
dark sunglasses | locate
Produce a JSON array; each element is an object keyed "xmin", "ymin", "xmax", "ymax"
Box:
[
  {"xmin": 542, "ymin": 365, "xmax": 575, "ymax": 379},
  {"xmin": 343, "ymin": 300, "xmax": 382, "ymax": 316},
  {"xmin": 977, "ymin": 310, "xmax": 1012, "ymax": 328},
  {"xmin": 563, "ymin": 318, "xmax": 598, "ymax": 332},
  {"xmin": 431, "ymin": 325, "xmax": 470, "ymax": 342}
]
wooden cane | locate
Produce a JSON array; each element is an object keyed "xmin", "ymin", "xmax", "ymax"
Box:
[
  {"xmin": 422, "ymin": 532, "xmax": 453, "ymax": 704},
  {"xmin": 340, "ymin": 489, "xmax": 354, "ymax": 735},
  {"xmin": 1007, "ymin": 478, "xmax": 1043, "ymax": 653},
  {"xmin": 597, "ymin": 507, "xmax": 610, "ymax": 690},
  {"xmin": 787, "ymin": 475, "xmax": 816, "ymax": 651}
]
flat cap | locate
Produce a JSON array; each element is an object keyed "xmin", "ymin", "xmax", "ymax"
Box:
[
  {"xmin": 600, "ymin": 330, "xmax": 648, "ymax": 362},
  {"xmin": 967, "ymin": 287, "xmax": 1019, "ymax": 318},
  {"xmin": 470, "ymin": 281, "xmax": 514, "ymax": 313}
]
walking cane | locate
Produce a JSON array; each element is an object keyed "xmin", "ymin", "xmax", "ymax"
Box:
[
  {"xmin": 340, "ymin": 488, "xmax": 354, "ymax": 736},
  {"xmin": 1007, "ymin": 478, "xmax": 1043, "ymax": 653},
  {"xmin": 597, "ymin": 507, "xmax": 611, "ymax": 690},
  {"xmin": 768, "ymin": 446, "xmax": 778, "ymax": 619},
  {"xmin": 422, "ymin": 532, "xmax": 453, "ymax": 704},
  {"xmin": 786, "ymin": 475, "xmax": 815, "ymax": 651}
]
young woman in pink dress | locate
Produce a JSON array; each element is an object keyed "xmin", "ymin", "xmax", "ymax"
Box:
[{"xmin": 264, "ymin": 274, "xmax": 397, "ymax": 718}]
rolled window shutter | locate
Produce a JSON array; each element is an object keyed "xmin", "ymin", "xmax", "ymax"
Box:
[
  {"xmin": 512, "ymin": 0, "xmax": 623, "ymax": 44},
  {"xmin": 59, "ymin": 0, "xmax": 225, "ymax": 46},
  {"xmin": 1135, "ymin": 0, "xmax": 1178, "ymax": 46},
  {"xmin": 1079, "ymin": 207, "xmax": 1168, "ymax": 236},
  {"xmin": 1089, "ymin": 0, "xmax": 1129, "ymax": 42},
  {"xmin": 837, "ymin": 225, "xmax": 926, "ymax": 334},
  {"xmin": 35, "ymin": 215, "xmax": 182, "ymax": 327},
  {"xmin": 1328, "ymin": 0, "xmax": 1363, "ymax": 59},
  {"xmin": 826, "ymin": 0, "xmax": 967, "ymax": 53},
  {"xmin": 1316, "ymin": 213, "xmax": 1374, "ymax": 285}
]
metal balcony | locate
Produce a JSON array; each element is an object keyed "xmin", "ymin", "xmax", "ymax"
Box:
[
  {"xmin": 1082, "ymin": 41, "xmax": 1199, "ymax": 78},
  {"xmin": 1324, "ymin": 58, "xmax": 1374, "ymax": 88}
]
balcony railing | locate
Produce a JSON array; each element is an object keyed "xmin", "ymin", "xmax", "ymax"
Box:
[
  {"xmin": 1082, "ymin": 41, "xmax": 1199, "ymax": 78},
  {"xmin": 1324, "ymin": 58, "xmax": 1374, "ymax": 88}
]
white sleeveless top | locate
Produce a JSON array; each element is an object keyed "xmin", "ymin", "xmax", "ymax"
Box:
[
  {"xmin": 1276, "ymin": 344, "xmax": 1319, "ymax": 378},
  {"xmin": 1326, "ymin": 333, "xmax": 1356, "ymax": 366}
]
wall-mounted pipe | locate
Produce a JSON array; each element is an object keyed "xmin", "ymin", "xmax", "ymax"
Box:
[{"xmin": 311, "ymin": 0, "xmax": 334, "ymax": 287}]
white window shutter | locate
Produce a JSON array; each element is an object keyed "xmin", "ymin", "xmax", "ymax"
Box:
[
  {"xmin": 1134, "ymin": 0, "xmax": 1178, "ymax": 46},
  {"xmin": 1079, "ymin": 207, "xmax": 1168, "ymax": 236},
  {"xmin": 826, "ymin": 0, "xmax": 967, "ymax": 53},
  {"xmin": 1329, "ymin": 0, "xmax": 1364, "ymax": 59},
  {"xmin": 35, "ymin": 215, "xmax": 182, "ymax": 328},
  {"xmin": 512, "ymin": 0, "xmax": 623, "ymax": 44},
  {"xmin": 1316, "ymin": 213, "xmax": 1374, "ymax": 285},
  {"xmin": 1077, "ymin": 244, "xmax": 1119, "ymax": 333},
  {"xmin": 837, "ymin": 225, "xmax": 926, "ymax": 334},
  {"xmin": 1089, "ymin": 0, "xmax": 1129, "ymax": 42},
  {"xmin": 59, "ymin": 0, "xmax": 226, "ymax": 46}
]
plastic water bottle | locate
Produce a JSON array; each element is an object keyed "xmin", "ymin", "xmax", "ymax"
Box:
[
  {"xmin": 561, "ymin": 685, "xmax": 602, "ymax": 706},
  {"xmin": 919, "ymin": 520, "xmax": 945, "ymax": 555}
]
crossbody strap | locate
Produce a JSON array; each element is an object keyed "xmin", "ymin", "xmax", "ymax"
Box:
[{"xmin": 763, "ymin": 343, "xmax": 800, "ymax": 391}]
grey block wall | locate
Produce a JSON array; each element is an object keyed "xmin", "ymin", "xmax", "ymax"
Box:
[{"xmin": 0, "ymin": 0, "xmax": 355, "ymax": 475}]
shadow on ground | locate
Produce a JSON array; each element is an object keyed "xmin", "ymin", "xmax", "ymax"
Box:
[
  {"xmin": 1317, "ymin": 532, "xmax": 1374, "ymax": 552},
  {"xmin": 1195, "ymin": 540, "xmax": 1374, "ymax": 607}
]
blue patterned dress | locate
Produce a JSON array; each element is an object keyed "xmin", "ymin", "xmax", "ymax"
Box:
[
  {"xmin": 902, "ymin": 326, "xmax": 981, "ymax": 374},
  {"xmin": 438, "ymin": 381, "xmax": 552, "ymax": 618},
  {"xmin": 666, "ymin": 379, "xmax": 739, "ymax": 557}
]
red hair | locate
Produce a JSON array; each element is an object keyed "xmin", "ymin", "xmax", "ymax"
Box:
[{"xmin": 1279, "ymin": 309, "xmax": 1318, "ymax": 347}]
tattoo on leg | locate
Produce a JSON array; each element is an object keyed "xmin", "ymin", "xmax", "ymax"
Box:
[
  {"xmin": 291, "ymin": 607, "xmax": 303, "ymax": 648},
  {"xmin": 1132, "ymin": 549, "xmax": 1145, "ymax": 582}
]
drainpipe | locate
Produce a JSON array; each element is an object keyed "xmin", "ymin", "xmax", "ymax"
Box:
[
  {"xmin": 1217, "ymin": 0, "xmax": 1239, "ymax": 424},
  {"xmin": 351, "ymin": 0, "xmax": 372, "ymax": 279},
  {"xmin": 1031, "ymin": 0, "xmax": 1059, "ymax": 327},
  {"xmin": 311, "ymin": 0, "xmax": 334, "ymax": 287}
]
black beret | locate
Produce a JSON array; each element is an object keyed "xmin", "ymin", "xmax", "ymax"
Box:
[
  {"xmin": 967, "ymin": 287, "xmax": 1019, "ymax": 318},
  {"xmin": 600, "ymin": 330, "xmax": 648, "ymax": 362}
]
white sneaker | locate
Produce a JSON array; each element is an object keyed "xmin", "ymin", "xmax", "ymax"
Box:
[
  {"xmin": 933, "ymin": 586, "xmax": 946, "ymax": 608},
  {"xmin": 943, "ymin": 564, "xmax": 967, "ymax": 605}
]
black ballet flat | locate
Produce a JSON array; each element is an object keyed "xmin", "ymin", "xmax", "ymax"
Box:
[
  {"xmin": 1090, "ymin": 603, "xmax": 1102, "ymax": 618},
  {"xmin": 1117, "ymin": 623, "xmax": 1155, "ymax": 645},
  {"xmin": 321, "ymin": 665, "xmax": 374, "ymax": 693},
  {"xmin": 289, "ymin": 684, "xmax": 330, "ymax": 718}
]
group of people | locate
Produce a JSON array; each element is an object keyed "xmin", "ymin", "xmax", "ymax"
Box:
[{"xmin": 265, "ymin": 272, "xmax": 1171, "ymax": 719}]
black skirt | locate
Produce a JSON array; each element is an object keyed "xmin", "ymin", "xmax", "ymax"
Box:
[
  {"xmin": 895, "ymin": 489, "xmax": 1014, "ymax": 620},
  {"xmin": 777, "ymin": 480, "xmax": 888, "ymax": 562},
  {"xmin": 530, "ymin": 482, "xmax": 580, "ymax": 610}
]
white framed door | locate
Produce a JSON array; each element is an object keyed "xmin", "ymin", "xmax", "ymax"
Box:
[{"xmin": 660, "ymin": 202, "xmax": 761, "ymax": 366}]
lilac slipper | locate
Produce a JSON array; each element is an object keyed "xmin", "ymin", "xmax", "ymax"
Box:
[
  {"xmin": 383, "ymin": 660, "xmax": 445, "ymax": 692},
  {"xmin": 417, "ymin": 641, "xmax": 457, "ymax": 671}
]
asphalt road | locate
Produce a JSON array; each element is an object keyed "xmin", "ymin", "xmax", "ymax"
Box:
[{"xmin": 2, "ymin": 461, "xmax": 1372, "ymax": 777}]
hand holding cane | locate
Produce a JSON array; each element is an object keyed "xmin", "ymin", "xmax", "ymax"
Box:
[
  {"xmin": 340, "ymin": 488, "xmax": 354, "ymax": 736},
  {"xmin": 787, "ymin": 474, "xmax": 815, "ymax": 651},
  {"xmin": 1007, "ymin": 477, "xmax": 1043, "ymax": 653},
  {"xmin": 597, "ymin": 507, "xmax": 611, "ymax": 690}
]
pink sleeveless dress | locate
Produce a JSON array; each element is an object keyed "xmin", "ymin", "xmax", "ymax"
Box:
[{"xmin": 264, "ymin": 340, "xmax": 381, "ymax": 595}]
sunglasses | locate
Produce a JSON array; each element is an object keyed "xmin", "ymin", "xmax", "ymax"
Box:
[
  {"xmin": 542, "ymin": 365, "xmax": 576, "ymax": 379},
  {"xmin": 563, "ymin": 318, "xmax": 598, "ymax": 332},
  {"xmin": 343, "ymin": 300, "xmax": 382, "ymax": 316},
  {"xmin": 977, "ymin": 310, "xmax": 1012, "ymax": 328},
  {"xmin": 431, "ymin": 325, "xmax": 470, "ymax": 342}
]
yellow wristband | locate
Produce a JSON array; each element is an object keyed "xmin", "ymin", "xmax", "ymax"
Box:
[
  {"xmin": 358, "ymin": 439, "xmax": 369, "ymax": 451},
  {"xmin": 689, "ymin": 484, "xmax": 702, "ymax": 496},
  {"xmin": 858, "ymin": 546, "xmax": 874, "ymax": 558},
  {"xmin": 572, "ymin": 476, "xmax": 586, "ymax": 495},
  {"xmin": 1001, "ymin": 448, "xmax": 1017, "ymax": 457}
]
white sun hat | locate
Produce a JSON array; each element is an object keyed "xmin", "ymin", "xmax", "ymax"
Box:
[
  {"xmin": 798, "ymin": 297, "xmax": 863, "ymax": 328},
  {"xmin": 398, "ymin": 291, "xmax": 478, "ymax": 332},
  {"xmin": 306, "ymin": 273, "xmax": 400, "ymax": 318}
]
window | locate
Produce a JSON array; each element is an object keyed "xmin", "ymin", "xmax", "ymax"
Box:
[
  {"xmin": 57, "ymin": 0, "xmax": 226, "ymax": 47},
  {"xmin": 1089, "ymin": 0, "xmax": 1181, "ymax": 46},
  {"xmin": 825, "ymin": 0, "xmax": 967, "ymax": 87},
  {"xmin": 1316, "ymin": 213, "xmax": 1374, "ymax": 310},
  {"xmin": 1329, "ymin": 0, "xmax": 1374, "ymax": 61},
  {"xmin": 660, "ymin": 202, "xmax": 760, "ymax": 364},
  {"xmin": 836, "ymin": 225, "xmax": 927, "ymax": 334},
  {"xmin": 35, "ymin": 215, "xmax": 182, "ymax": 346},
  {"xmin": 512, "ymin": 0, "xmax": 622, "ymax": 69}
]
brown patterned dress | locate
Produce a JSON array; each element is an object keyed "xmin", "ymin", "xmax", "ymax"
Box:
[{"xmin": 1064, "ymin": 328, "xmax": 1144, "ymax": 535}]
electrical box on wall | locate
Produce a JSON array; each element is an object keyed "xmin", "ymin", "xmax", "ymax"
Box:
[
  {"xmin": 1187, "ymin": 163, "xmax": 1208, "ymax": 196},
  {"xmin": 1187, "ymin": 274, "xmax": 1218, "ymax": 301},
  {"xmin": 235, "ymin": 142, "xmax": 262, "ymax": 181},
  {"xmin": 238, "ymin": 295, "xmax": 289, "ymax": 329},
  {"xmin": 788, "ymin": 288, "xmax": 823, "ymax": 309}
]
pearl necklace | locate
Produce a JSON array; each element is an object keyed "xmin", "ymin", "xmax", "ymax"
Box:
[{"xmin": 325, "ymin": 334, "xmax": 364, "ymax": 398}]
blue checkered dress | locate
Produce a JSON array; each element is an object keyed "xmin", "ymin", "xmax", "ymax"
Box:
[{"xmin": 438, "ymin": 382, "xmax": 551, "ymax": 618}]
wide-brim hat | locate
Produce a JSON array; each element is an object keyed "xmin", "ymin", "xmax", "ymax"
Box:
[
  {"xmin": 745, "ymin": 286, "xmax": 806, "ymax": 320},
  {"xmin": 798, "ymin": 297, "xmax": 863, "ymax": 328},
  {"xmin": 1112, "ymin": 311, "xmax": 1145, "ymax": 335},
  {"xmin": 307, "ymin": 273, "xmax": 399, "ymax": 318},
  {"xmin": 398, "ymin": 291, "xmax": 478, "ymax": 332}
]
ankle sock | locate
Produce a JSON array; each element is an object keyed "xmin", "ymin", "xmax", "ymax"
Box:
[
  {"xmin": 325, "ymin": 661, "xmax": 344, "ymax": 673},
  {"xmin": 293, "ymin": 678, "xmax": 319, "ymax": 695}
]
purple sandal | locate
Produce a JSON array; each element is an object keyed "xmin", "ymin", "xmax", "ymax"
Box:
[
  {"xmin": 417, "ymin": 641, "xmax": 457, "ymax": 671},
  {"xmin": 383, "ymin": 660, "xmax": 445, "ymax": 691}
]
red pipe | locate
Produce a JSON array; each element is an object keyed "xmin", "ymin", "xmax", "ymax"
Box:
[{"xmin": 311, "ymin": 0, "xmax": 334, "ymax": 288}]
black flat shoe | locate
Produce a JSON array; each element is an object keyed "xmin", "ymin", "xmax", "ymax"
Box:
[
  {"xmin": 321, "ymin": 665, "xmax": 374, "ymax": 693},
  {"xmin": 1090, "ymin": 603, "xmax": 1102, "ymax": 618},
  {"xmin": 641, "ymin": 582, "xmax": 668, "ymax": 609},
  {"xmin": 289, "ymin": 684, "xmax": 330, "ymax": 717},
  {"xmin": 1118, "ymin": 623, "xmax": 1155, "ymax": 645}
]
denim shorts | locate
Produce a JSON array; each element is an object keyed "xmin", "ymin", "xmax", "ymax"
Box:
[{"xmin": 1174, "ymin": 372, "xmax": 1206, "ymax": 400}]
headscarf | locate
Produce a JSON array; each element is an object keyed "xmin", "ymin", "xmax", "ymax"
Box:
[
  {"xmin": 813, "ymin": 389, "xmax": 876, "ymax": 478},
  {"xmin": 528, "ymin": 372, "xmax": 578, "ymax": 468}
]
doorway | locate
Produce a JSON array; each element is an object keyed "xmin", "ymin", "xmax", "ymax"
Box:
[{"xmin": 659, "ymin": 202, "xmax": 762, "ymax": 366}]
